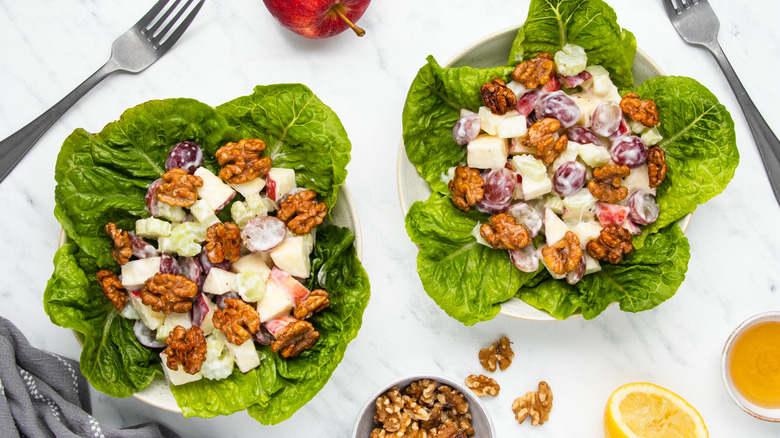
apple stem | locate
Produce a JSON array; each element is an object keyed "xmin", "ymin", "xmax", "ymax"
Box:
[{"xmin": 333, "ymin": 6, "xmax": 365, "ymax": 37}]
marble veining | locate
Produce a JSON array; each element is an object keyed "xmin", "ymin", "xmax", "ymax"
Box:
[{"xmin": 1, "ymin": 0, "xmax": 780, "ymax": 436}]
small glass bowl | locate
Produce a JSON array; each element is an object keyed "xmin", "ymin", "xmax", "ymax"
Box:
[
  {"xmin": 721, "ymin": 311, "xmax": 780, "ymax": 422},
  {"xmin": 352, "ymin": 374, "xmax": 495, "ymax": 437}
]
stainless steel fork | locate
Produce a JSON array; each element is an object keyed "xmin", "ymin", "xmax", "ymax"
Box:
[
  {"xmin": 0, "ymin": 0, "xmax": 205, "ymax": 183},
  {"xmin": 663, "ymin": 0, "xmax": 780, "ymax": 205}
]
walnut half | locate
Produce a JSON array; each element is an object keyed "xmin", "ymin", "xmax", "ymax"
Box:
[
  {"xmin": 271, "ymin": 320, "xmax": 319, "ymax": 358},
  {"xmin": 512, "ymin": 381, "xmax": 553, "ymax": 426},
  {"xmin": 140, "ymin": 273, "xmax": 198, "ymax": 314},
  {"xmin": 216, "ymin": 138, "xmax": 272, "ymax": 184},
  {"xmin": 464, "ymin": 374, "xmax": 500, "ymax": 397},
  {"xmin": 164, "ymin": 325, "xmax": 207, "ymax": 375},
  {"xmin": 481, "ymin": 78, "xmax": 517, "ymax": 115},
  {"xmin": 480, "ymin": 214, "xmax": 531, "ymax": 250},
  {"xmin": 277, "ymin": 189, "xmax": 328, "ymax": 235},
  {"xmin": 479, "ymin": 336, "xmax": 514, "ymax": 372},
  {"xmin": 212, "ymin": 298, "xmax": 261, "ymax": 345},
  {"xmin": 448, "ymin": 165, "xmax": 484, "ymax": 212},
  {"xmin": 96, "ymin": 270, "xmax": 127, "ymax": 311}
]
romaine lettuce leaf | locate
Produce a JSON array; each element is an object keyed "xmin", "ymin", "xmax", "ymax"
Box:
[
  {"xmin": 216, "ymin": 84, "xmax": 351, "ymax": 211},
  {"xmin": 507, "ymin": 0, "xmax": 636, "ymax": 91},
  {"xmin": 402, "ymin": 56, "xmax": 513, "ymax": 194},
  {"xmin": 46, "ymin": 87, "xmax": 369, "ymax": 422},
  {"xmin": 632, "ymin": 76, "xmax": 739, "ymax": 247}
]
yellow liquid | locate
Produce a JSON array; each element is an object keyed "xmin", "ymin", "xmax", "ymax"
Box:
[{"xmin": 728, "ymin": 321, "xmax": 780, "ymax": 409}]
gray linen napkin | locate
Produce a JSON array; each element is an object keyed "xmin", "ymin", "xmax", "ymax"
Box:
[{"xmin": 0, "ymin": 316, "xmax": 180, "ymax": 438}]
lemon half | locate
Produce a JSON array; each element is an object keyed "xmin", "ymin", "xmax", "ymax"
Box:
[{"xmin": 604, "ymin": 382, "xmax": 708, "ymax": 438}]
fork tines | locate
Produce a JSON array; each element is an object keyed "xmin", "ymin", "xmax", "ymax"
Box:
[
  {"xmin": 139, "ymin": 0, "xmax": 205, "ymax": 49},
  {"xmin": 668, "ymin": 0, "xmax": 705, "ymax": 14}
]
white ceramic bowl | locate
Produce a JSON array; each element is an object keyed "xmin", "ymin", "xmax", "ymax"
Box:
[
  {"xmin": 397, "ymin": 26, "xmax": 690, "ymax": 321},
  {"xmin": 352, "ymin": 374, "xmax": 495, "ymax": 438},
  {"xmin": 59, "ymin": 184, "xmax": 362, "ymax": 413},
  {"xmin": 721, "ymin": 311, "xmax": 780, "ymax": 422}
]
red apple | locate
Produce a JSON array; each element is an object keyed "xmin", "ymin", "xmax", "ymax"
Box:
[{"xmin": 262, "ymin": 0, "xmax": 370, "ymax": 39}]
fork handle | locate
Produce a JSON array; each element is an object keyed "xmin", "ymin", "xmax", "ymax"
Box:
[
  {"xmin": 0, "ymin": 60, "xmax": 118, "ymax": 183},
  {"xmin": 707, "ymin": 41, "xmax": 780, "ymax": 205}
]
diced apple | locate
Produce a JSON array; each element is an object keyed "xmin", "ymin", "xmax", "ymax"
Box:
[
  {"xmin": 230, "ymin": 177, "xmax": 266, "ymax": 198},
  {"xmin": 544, "ymin": 207, "xmax": 570, "ymax": 247},
  {"xmin": 268, "ymin": 267, "xmax": 310, "ymax": 302},
  {"xmin": 572, "ymin": 221, "xmax": 603, "ymax": 248},
  {"xmin": 478, "ymin": 106, "xmax": 504, "ymax": 136},
  {"xmin": 224, "ymin": 338, "xmax": 261, "ymax": 373},
  {"xmin": 156, "ymin": 312, "xmax": 194, "ymax": 342},
  {"xmin": 561, "ymin": 208, "xmax": 596, "ymax": 225},
  {"xmin": 497, "ymin": 114, "xmax": 527, "ymax": 138},
  {"xmin": 231, "ymin": 252, "xmax": 274, "ymax": 274},
  {"xmin": 623, "ymin": 219, "xmax": 642, "ymax": 235},
  {"xmin": 623, "ymin": 165, "xmax": 656, "ymax": 196},
  {"xmin": 160, "ymin": 353, "xmax": 203, "ymax": 385},
  {"xmin": 194, "ymin": 167, "xmax": 236, "ymax": 212},
  {"xmin": 266, "ymin": 168, "xmax": 297, "ymax": 202},
  {"xmin": 265, "ymin": 315, "xmax": 297, "ymax": 336},
  {"xmin": 577, "ymin": 142, "xmax": 611, "ymax": 168},
  {"xmin": 192, "ymin": 294, "xmax": 217, "ymax": 335},
  {"xmin": 562, "ymin": 188, "xmax": 597, "ymax": 213},
  {"xmin": 508, "ymin": 137, "xmax": 536, "ymax": 155},
  {"xmin": 471, "ymin": 223, "xmax": 491, "ymax": 247},
  {"xmin": 511, "ymin": 154, "xmax": 547, "ymax": 180},
  {"xmin": 202, "ymin": 268, "xmax": 236, "ymax": 295},
  {"xmin": 466, "ymin": 134, "xmax": 509, "ymax": 169},
  {"xmin": 551, "ymin": 143, "xmax": 579, "ymax": 172},
  {"xmin": 270, "ymin": 235, "xmax": 312, "ymax": 278},
  {"xmin": 596, "ymin": 202, "xmax": 630, "ymax": 226},
  {"xmin": 584, "ymin": 253, "xmax": 602, "ymax": 275},
  {"xmin": 256, "ymin": 280, "xmax": 294, "ymax": 323},
  {"xmin": 128, "ymin": 290, "xmax": 166, "ymax": 330},
  {"xmin": 121, "ymin": 257, "xmax": 162, "ymax": 289},
  {"xmin": 521, "ymin": 175, "xmax": 553, "ymax": 200}
]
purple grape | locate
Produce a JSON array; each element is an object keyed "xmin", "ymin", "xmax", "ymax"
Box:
[
  {"xmin": 610, "ymin": 136, "xmax": 648, "ymax": 168},
  {"xmin": 252, "ymin": 325, "xmax": 276, "ymax": 346},
  {"xmin": 552, "ymin": 161, "xmax": 587, "ymax": 197},
  {"xmin": 198, "ymin": 247, "xmax": 232, "ymax": 275},
  {"xmin": 241, "ymin": 217, "xmax": 287, "ymax": 252},
  {"xmin": 178, "ymin": 256, "xmax": 203, "ymax": 286},
  {"xmin": 133, "ymin": 320, "xmax": 165, "ymax": 348},
  {"xmin": 160, "ymin": 253, "xmax": 181, "ymax": 275},
  {"xmin": 517, "ymin": 89, "xmax": 542, "ymax": 116},
  {"xmin": 506, "ymin": 202, "xmax": 542, "ymax": 237},
  {"xmin": 165, "ymin": 141, "xmax": 204, "ymax": 174},
  {"xmin": 559, "ymin": 71, "xmax": 592, "ymax": 88},
  {"xmin": 215, "ymin": 292, "xmax": 241, "ymax": 310},
  {"xmin": 475, "ymin": 168, "xmax": 515, "ymax": 214},
  {"xmin": 535, "ymin": 91, "xmax": 581, "ymax": 128},
  {"xmin": 566, "ymin": 126, "xmax": 603, "ymax": 146},
  {"xmin": 452, "ymin": 113, "xmax": 481, "ymax": 145},
  {"xmin": 145, "ymin": 179, "xmax": 163, "ymax": 216},
  {"xmin": 628, "ymin": 190, "xmax": 659, "ymax": 225},
  {"xmin": 591, "ymin": 101, "xmax": 622, "ymax": 137},
  {"xmin": 128, "ymin": 232, "xmax": 157, "ymax": 259},
  {"xmin": 509, "ymin": 245, "xmax": 539, "ymax": 273},
  {"xmin": 565, "ymin": 255, "xmax": 586, "ymax": 285}
]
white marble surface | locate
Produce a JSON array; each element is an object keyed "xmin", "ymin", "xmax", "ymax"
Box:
[{"xmin": 1, "ymin": 0, "xmax": 780, "ymax": 436}]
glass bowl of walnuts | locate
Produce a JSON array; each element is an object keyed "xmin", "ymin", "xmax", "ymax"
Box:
[{"xmin": 352, "ymin": 374, "xmax": 495, "ymax": 437}]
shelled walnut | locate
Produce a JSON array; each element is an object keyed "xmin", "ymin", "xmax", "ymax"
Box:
[
  {"xmin": 586, "ymin": 224, "xmax": 634, "ymax": 264},
  {"xmin": 620, "ymin": 92, "xmax": 659, "ymax": 127},
  {"xmin": 541, "ymin": 231, "xmax": 582, "ymax": 276},
  {"xmin": 647, "ymin": 146, "xmax": 667, "ymax": 188},
  {"xmin": 588, "ymin": 164, "xmax": 630, "ymax": 203},
  {"xmin": 140, "ymin": 273, "xmax": 198, "ymax": 314},
  {"xmin": 156, "ymin": 168, "xmax": 202, "ymax": 207},
  {"xmin": 481, "ymin": 78, "xmax": 516, "ymax": 115},
  {"xmin": 215, "ymin": 138, "xmax": 272, "ymax": 184},
  {"xmin": 96, "ymin": 270, "xmax": 127, "ymax": 311},
  {"xmin": 478, "ymin": 336, "xmax": 514, "ymax": 372},
  {"xmin": 163, "ymin": 325, "xmax": 207, "ymax": 375},
  {"xmin": 480, "ymin": 214, "xmax": 531, "ymax": 250},
  {"xmin": 513, "ymin": 381, "xmax": 553, "ymax": 426},
  {"xmin": 104, "ymin": 222, "xmax": 132, "ymax": 265},
  {"xmin": 212, "ymin": 298, "xmax": 261, "ymax": 345},
  {"xmin": 205, "ymin": 222, "xmax": 242, "ymax": 264},
  {"xmin": 511, "ymin": 52, "xmax": 555, "ymax": 89},
  {"xmin": 464, "ymin": 374, "xmax": 500, "ymax": 397},
  {"xmin": 277, "ymin": 189, "xmax": 327, "ymax": 234},
  {"xmin": 293, "ymin": 289, "xmax": 330, "ymax": 320},
  {"xmin": 271, "ymin": 320, "xmax": 319, "ymax": 358},
  {"xmin": 448, "ymin": 165, "xmax": 484, "ymax": 212},
  {"xmin": 524, "ymin": 118, "xmax": 567, "ymax": 165}
]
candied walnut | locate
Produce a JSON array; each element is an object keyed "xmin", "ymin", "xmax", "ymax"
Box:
[
  {"xmin": 513, "ymin": 381, "xmax": 553, "ymax": 426},
  {"xmin": 448, "ymin": 165, "xmax": 484, "ymax": 212},
  {"xmin": 277, "ymin": 189, "xmax": 328, "ymax": 234},
  {"xmin": 587, "ymin": 224, "xmax": 634, "ymax": 264},
  {"xmin": 436, "ymin": 386, "xmax": 468, "ymax": 415},
  {"xmin": 541, "ymin": 231, "xmax": 583, "ymax": 275},
  {"xmin": 481, "ymin": 78, "xmax": 517, "ymax": 115},
  {"xmin": 271, "ymin": 320, "xmax": 319, "ymax": 358},
  {"xmin": 647, "ymin": 146, "xmax": 667, "ymax": 188},
  {"xmin": 157, "ymin": 168, "xmax": 203, "ymax": 207},
  {"xmin": 479, "ymin": 336, "xmax": 514, "ymax": 372},
  {"xmin": 480, "ymin": 214, "xmax": 531, "ymax": 250},
  {"xmin": 293, "ymin": 289, "xmax": 330, "ymax": 320},
  {"xmin": 215, "ymin": 138, "xmax": 272, "ymax": 184},
  {"xmin": 140, "ymin": 273, "xmax": 198, "ymax": 314},
  {"xmin": 212, "ymin": 298, "xmax": 261, "ymax": 345},
  {"xmin": 524, "ymin": 118, "xmax": 567, "ymax": 165},
  {"xmin": 405, "ymin": 379, "xmax": 438, "ymax": 407},
  {"xmin": 464, "ymin": 374, "xmax": 500, "ymax": 397},
  {"xmin": 205, "ymin": 222, "xmax": 242, "ymax": 264},
  {"xmin": 588, "ymin": 164, "xmax": 630, "ymax": 203},
  {"xmin": 104, "ymin": 222, "xmax": 132, "ymax": 265},
  {"xmin": 620, "ymin": 92, "xmax": 659, "ymax": 127},
  {"xmin": 164, "ymin": 325, "xmax": 207, "ymax": 375},
  {"xmin": 511, "ymin": 52, "xmax": 555, "ymax": 89},
  {"xmin": 96, "ymin": 270, "xmax": 127, "ymax": 311}
]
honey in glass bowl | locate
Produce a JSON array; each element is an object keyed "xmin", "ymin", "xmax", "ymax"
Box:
[{"xmin": 722, "ymin": 312, "xmax": 780, "ymax": 421}]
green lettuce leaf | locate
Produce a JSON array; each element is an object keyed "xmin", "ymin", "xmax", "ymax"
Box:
[
  {"xmin": 46, "ymin": 87, "xmax": 368, "ymax": 422},
  {"xmin": 216, "ymin": 84, "xmax": 351, "ymax": 210},
  {"xmin": 507, "ymin": 0, "xmax": 635, "ymax": 91},
  {"xmin": 518, "ymin": 223, "xmax": 690, "ymax": 319},
  {"xmin": 405, "ymin": 193, "xmax": 538, "ymax": 325},
  {"xmin": 632, "ymin": 76, "xmax": 739, "ymax": 247},
  {"xmin": 402, "ymin": 56, "xmax": 513, "ymax": 194}
]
